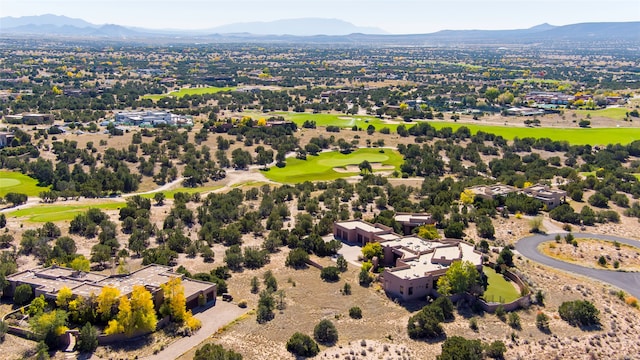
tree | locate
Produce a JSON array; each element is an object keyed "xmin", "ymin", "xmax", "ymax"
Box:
[
  {"xmin": 588, "ymin": 192, "xmax": 609, "ymax": 208},
  {"xmin": 14, "ymin": 283, "xmax": 33, "ymax": 306},
  {"xmin": 320, "ymin": 266, "xmax": 340, "ymax": 282},
  {"xmin": 97, "ymin": 286, "xmax": 121, "ymax": 321},
  {"xmin": 56, "ymin": 286, "xmax": 73, "ymax": 309},
  {"xmin": 407, "ymin": 306, "xmax": 444, "ymax": 339},
  {"xmin": 497, "ymin": 247, "xmax": 514, "ymax": 267},
  {"xmin": 256, "ymin": 290, "xmax": 275, "ymax": 324},
  {"xmin": 436, "ymin": 260, "xmax": 481, "ymax": 296},
  {"xmin": 444, "ymin": 221, "xmax": 465, "ymax": 239},
  {"xmin": 69, "ymin": 256, "xmax": 91, "ymax": 272},
  {"xmin": 129, "ymin": 285, "xmax": 159, "ymax": 334},
  {"xmin": 314, "ymin": 319, "xmax": 338, "ymax": 345},
  {"xmin": 263, "ymin": 270, "xmax": 278, "ymax": 292},
  {"xmin": 153, "ymin": 192, "xmax": 165, "ymax": 206},
  {"xmin": 484, "ymin": 87, "xmax": 500, "ymax": 104},
  {"xmin": 358, "ymin": 269, "xmax": 372, "ymax": 286},
  {"xmin": 417, "ymin": 224, "xmax": 440, "ymax": 240},
  {"xmin": 361, "ymin": 242, "xmax": 383, "ymax": 261},
  {"xmin": 160, "ymin": 277, "xmax": 188, "ymax": 322},
  {"xmin": 285, "ymin": 248, "xmax": 309, "ymax": 268},
  {"xmin": 508, "ymin": 312, "xmax": 521, "ymax": 329},
  {"xmin": 336, "ymin": 255, "xmax": 348, "ymax": 272},
  {"xmin": 30, "ymin": 309, "xmax": 68, "ymax": 348},
  {"xmin": 358, "ymin": 160, "xmax": 372, "ymax": 174},
  {"xmin": 77, "ymin": 322, "xmax": 98, "ymax": 353},
  {"xmin": 459, "ymin": 189, "xmax": 475, "ymax": 204},
  {"xmin": 194, "ymin": 344, "xmax": 243, "ymax": 360},
  {"xmin": 476, "ymin": 216, "xmax": 495, "ymax": 239},
  {"xmin": 4, "ymin": 192, "xmax": 27, "ymax": 207},
  {"xmin": 437, "ymin": 336, "xmax": 483, "ymax": 360},
  {"xmin": 28, "ymin": 295, "xmax": 47, "ymax": 317},
  {"xmin": 536, "ymin": 311, "xmax": 550, "ymax": 332},
  {"xmin": 90, "ymin": 244, "xmax": 111, "ymax": 268},
  {"xmin": 286, "ymin": 332, "xmax": 319, "ymax": 357}
]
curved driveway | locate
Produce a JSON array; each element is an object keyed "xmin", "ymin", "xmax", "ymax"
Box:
[{"xmin": 515, "ymin": 233, "xmax": 640, "ymax": 299}]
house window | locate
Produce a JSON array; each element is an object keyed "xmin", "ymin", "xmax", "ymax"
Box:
[
  {"xmin": 399, "ymin": 286, "xmax": 404, "ymax": 294},
  {"xmin": 408, "ymin": 287, "xmax": 413, "ymax": 296}
]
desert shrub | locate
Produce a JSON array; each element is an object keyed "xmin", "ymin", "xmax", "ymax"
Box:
[
  {"xmin": 508, "ymin": 312, "xmax": 521, "ymax": 329},
  {"xmin": 238, "ymin": 299, "xmax": 248, "ymax": 308},
  {"xmin": 194, "ymin": 343, "xmax": 243, "ymax": 360},
  {"xmin": 536, "ymin": 311, "xmax": 550, "ymax": 332},
  {"xmin": 494, "ymin": 304, "xmax": 506, "ymax": 321},
  {"xmin": 469, "ymin": 317, "xmax": 478, "ymax": 331},
  {"xmin": 349, "ymin": 306, "xmax": 362, "ymax": 319},
  {"xmin": 558, "ymin": 300, "xmax": 600, "ymax": 327},
  {"xmin": 484, "ymin": 340, "xmax": 506, "ymax": 359},
  {"xmin": 437, "ymin": 336, "xmax": 483, "ymax": 360}
]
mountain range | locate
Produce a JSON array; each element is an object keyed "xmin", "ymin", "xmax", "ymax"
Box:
[{"xmin": 0, "ymin": 14, "xmax": 638, "ymax": 45}]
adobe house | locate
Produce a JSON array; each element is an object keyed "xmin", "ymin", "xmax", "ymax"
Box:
[
  {"xmin": 333, "ymin": 220, "xmax": 393, "ymax": 245},
  {"xmin": 5, "ymin": 264, "xmax": 216, "ymax": 310}
]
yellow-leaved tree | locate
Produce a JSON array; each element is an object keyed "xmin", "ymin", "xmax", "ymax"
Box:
[
  {"xmin": 97, "ymin": 286, "xmax": 120, "ymax": 321},
  {"xmin": 161, "ymin": 277, "xmax": 201, "ymax": 330},
  {"xmin": 129, "ymin": 285, "xmax": 158, "ymax": 335},
  {"xmin": 56, "ymin": 286, "xmax": 73, "ymax": 309},
  {"xmin": 459, "ymin": 189, "xmax": 475, "ymax": 205},
  {"xmin": 104, "ymin": 286, "xmax": 157, "ymax": 336},
  {"xmin": 70, "ymin": 256, "xmax": 91, "ymax": 272}
]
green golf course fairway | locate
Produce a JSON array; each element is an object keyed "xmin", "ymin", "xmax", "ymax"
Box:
[
  {"xmin": 482, "ymin": 266, "xmax": 521, "ymax": 303},
  {"xmin": 263, "ymin": 148, "xmax": 403, "ymax": 183},
  {"xmin": 7, "ymin": 202, "xmax": 123, "ymax": 223},
  {"xmin": 0, "ymin": 171, "xmax": 49, "ymax": 197},
  {"xmin": 142, "ymin": 86, "xmax": 236, "ymax": 100},
  {"xmin": 249, "ymin": 111, "xmax": 639, "ymax": 145}
]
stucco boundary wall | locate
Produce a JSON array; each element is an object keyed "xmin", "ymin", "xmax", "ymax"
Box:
[{"xmin": 449, "ymin": 262, "xmax": 531, "ymax": 313}]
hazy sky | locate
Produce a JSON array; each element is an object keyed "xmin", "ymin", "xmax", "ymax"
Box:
[{"xmin": 2, "ymin": 0, "xmax": 639, "ymax": 33}]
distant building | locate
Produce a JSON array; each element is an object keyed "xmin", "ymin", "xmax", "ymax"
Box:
[
  {"xmin": 4, "ymin": 113, "xmax": 55, "ymax": 125},
  {"xmin": 394, "ymin": 213, "xmax": 435, "ymax": 234},
  {"xmin": 468, "ymin": 183, "xmax": 566, "ymax": 210},
  {"xmin": 333, "ymin": 220, "xmax": 483, "ymax": 301},
  {"xmin": 522, "ymin": 183, "xmax": 567, "ymax": 210},
  {"xmin": 0, "ymin": 132, "xmax": 15, "ymax": 148},
  {"xmin": 114, "ymin": 111, "xmax": 193, "ymax": 127},
  {"xmin": 6, "ymin": 264, "xmax": 216, "ymax": 310}
]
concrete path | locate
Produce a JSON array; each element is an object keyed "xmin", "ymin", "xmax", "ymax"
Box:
[
  {"xmin": 515, "ymin": 232, "xmax": 640, "ymax": 299},
  {"xmin": 141, "ymin": 301, "xmax": 247, "ymax": 360}
]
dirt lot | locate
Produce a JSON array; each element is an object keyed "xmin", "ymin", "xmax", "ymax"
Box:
[{"xmin": 539, "ymin": 238, "xmax": 640, "ymax": 272}]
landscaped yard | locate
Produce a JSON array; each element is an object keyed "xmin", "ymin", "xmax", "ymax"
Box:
[
  {"xmin": 0, "ymin": 171, "xmax": 49, "ymax": 197},
  {"xmin": 263, "ymin": 148, "xmax": 403, "ymax": 183},
  {"xmin": 482, "ymin": 266, "xmax": 521, "ymax": 304},
  {"xmin": 575, "ymin": 107, "xmax": 629, "ymax": 121},
  {"xmin": 142, "ymin": 86, "xmax": 236, "ymax": 100},
  {"xmin": 6, "ymin": 202, "xmax": 123, "ymax": 222}
]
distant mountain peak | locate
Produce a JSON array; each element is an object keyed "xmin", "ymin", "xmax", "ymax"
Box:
[
  {"xmin": 529, "ymin": 23, "xmax": 557, "ymax": 31},
  {"xmin": 205, "ymin": 18, "xmax": 388, "ymax": 36}
]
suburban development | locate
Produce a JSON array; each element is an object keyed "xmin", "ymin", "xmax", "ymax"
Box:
[{"xmin": 0, "ymin": 9, "xmax": 639, "ymax": 360}]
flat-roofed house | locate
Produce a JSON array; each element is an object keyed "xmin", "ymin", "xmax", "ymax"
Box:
[
  {"xmin": 333, "ymin": 220, "xmax": 393, "ymax": 245},
  {"xmin": 6, "ymin": 264, "xmax": 216, "ymax": 310}
]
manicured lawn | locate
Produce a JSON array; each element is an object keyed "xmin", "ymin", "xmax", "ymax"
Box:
[
  {"xmin": 0, "ymin": 171, "xmax": 49, "ymax": 197},
  {"xmin": 142, "ymin": 86, "xmax": 236, "ymax": 100},
  {"xmin": 482, "ymin": 266, "xmax": 521, "ymax": 304},
  {"xmin": 263, "ymin": 148, "xmax": 403, "ymax": 183},
  {"xmin": 139, "ymin": 185, "xmax": 223, "ymax": 199},
  {"xmin": 7, "ymin": 202, "xmax": 123, "ymax": 222},
  {"xmin": 575, "ymin": 107, "xmax": 629, "ymax": 121}
]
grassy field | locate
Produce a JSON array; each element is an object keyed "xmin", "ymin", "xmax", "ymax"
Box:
[
  {"xmin": 139, "ymin": 185, "xmax": 223, "ymax": 199},
  {"xmin": 254, "ymin": 111, "xmax": 640, "ymax": 145},
  {"xmin": 0, "ymin": 171, "xmax": 49, "ymax": 197},
  {"xmin": 263, "ymin": 148, "xmax": 403, "ymax": 183},
  {"xmin": 575, "ymin": 107, "xmax": 629, "ymax": 121},
  {"xmin": 7, "ymin": 202, "xmax": 123, "ymax": 222},
  {"xmin": 142, "ymin": 86, "xmax": 236, "ymax": 100},
  {"xmin": 425, "ymin": 121, "xmax": 640, "ymax": 145},
  {"xmin": 482, "ymin": 266, "xmax": 521, "ymax": 303}
]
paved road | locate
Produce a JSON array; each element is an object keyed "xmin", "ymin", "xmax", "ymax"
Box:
[
  {"xmin": 141, "ymin": 301, "xmax": 247, "ymax": 360},
  {"xmin": 515, "ymin": 232, "xmax": 640, "ymax": 299}
]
